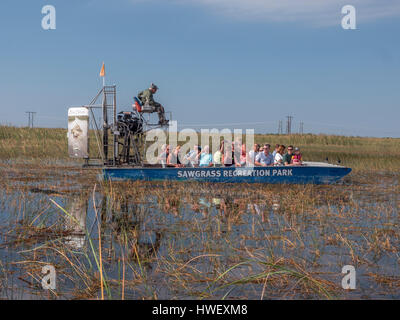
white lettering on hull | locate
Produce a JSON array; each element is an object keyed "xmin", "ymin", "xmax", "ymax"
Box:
[{"xmin": 177, "ymin": 169, "xmax": 293, "ymax": 178}]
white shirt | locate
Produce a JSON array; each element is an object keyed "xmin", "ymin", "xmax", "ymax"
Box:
[
  {"xmin": 274, "ymin": 153, "xmax": 283, "ymax": 165},
  {"xmin": 185, "ymin": 150, "xmax": 199, "ymax": 166}
]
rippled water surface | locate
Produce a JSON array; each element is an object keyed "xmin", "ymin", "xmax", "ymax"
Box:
[{"xmin": 0, "ymin": 163, "xmax": 399, "ymax": 299}]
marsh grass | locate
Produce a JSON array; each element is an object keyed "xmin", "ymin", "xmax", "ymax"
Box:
[
  {"xmin": 1, "ymin": 125, "xmax": 400, "ymax": 172},
  {"xmin": 0, "ymin": 129, "xmax": 399, "ymax": 299},
  {"xmin": 0, "ymin": 126, "xmax": 100, "ymax": 161}
]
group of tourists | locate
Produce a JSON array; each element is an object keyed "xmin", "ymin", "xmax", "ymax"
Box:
[
  {"xmin": 158, "ymin": 141, "xmax": 302, "ymax": 168},
  {"xmin": 137, "ymin": 84, "xmax": 303, "ymax": 168}
]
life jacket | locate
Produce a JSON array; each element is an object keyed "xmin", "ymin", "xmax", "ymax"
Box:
[{"xmin": 133, "ymin": 97, "xmax": 143, "ymax": 112}]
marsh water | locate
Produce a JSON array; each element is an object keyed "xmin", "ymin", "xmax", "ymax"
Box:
[{"xmin": 0, "ymin": 162, "xmax": 399, "ymax": 299}]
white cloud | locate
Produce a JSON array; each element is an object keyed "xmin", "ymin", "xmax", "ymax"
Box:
[{"xmin": 137, "ymin": 0, "xmax": 400, "ymax": 26}]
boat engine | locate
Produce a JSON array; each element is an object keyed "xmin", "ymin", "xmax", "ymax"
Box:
[
  {"xmin": 116, "ymin": 111, "xmax": 144, "ymax": 165},
  {"xmin": 117, "ymin": 111, "xmax": 144, "ymax": 137}
]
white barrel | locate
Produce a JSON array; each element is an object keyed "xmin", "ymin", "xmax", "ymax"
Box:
[{"xmin": 68, "ymin": 107, "xmax": 89, "ymax": 158}]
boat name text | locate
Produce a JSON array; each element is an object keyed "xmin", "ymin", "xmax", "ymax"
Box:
[{"xmin": 177, "ymin": 168, "xmax": 293, "ymax": 178}]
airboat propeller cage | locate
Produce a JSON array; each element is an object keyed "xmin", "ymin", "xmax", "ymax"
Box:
[
  {"xmin": 67, "ymin": 85, "xmax": 169, "ymax": 167},
  {"xmin": 67, "ymin": 107, "xmax": 89, "ymax": 158}
]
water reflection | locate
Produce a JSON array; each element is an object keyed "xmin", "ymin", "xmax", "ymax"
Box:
[
  {"xmin": 191, "ymin": 198, "xmax": 211, "ymax": 218},
  {"xmin": 109, "ymin": 194, "xmax": 163, "ymax": 264},
  {"xmin": 63, "ymin": 193, "xmax": 166, "ymax": 265},
  {"xmin": 248, "ymin": 203, "xmax": 268, "ymax": 222},
  {"xmin": 159, "ymin": 191, "xmax": 272, "ymax": 219},
  {"xmin": 272, "ymin": 199, "xmax": 280, "ymax": 211},
  {"xmin": 59, "ymin": 185, "xmax": 358, "ymax": 295},
  {"xmin": 65, "ymin": 195, "xmax": 87, "ymax": 249},
  {"xmin": 3, "ymin": 163, "xmax": 398, "ymax": 299}
]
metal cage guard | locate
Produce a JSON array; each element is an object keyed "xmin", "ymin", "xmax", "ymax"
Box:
[{"xmin": 81, "ymin": 85, "xmax": 170, "ymax": 167}]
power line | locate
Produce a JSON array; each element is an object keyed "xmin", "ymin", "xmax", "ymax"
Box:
[
  {"xmin": 25, "ymin": 111, "xmax": 37, "ymax": 128},
  {"xmin": 177, "ymin": 120, "xmax": 277, "ymax": 127},
  {"xmin": 278, "ymin": 120, "xmax": 283, "ymax": 134},
  {"xmin": 286, "ymin": 115, "xmax": 293, "ymax": 135},
  {"xmin": 299, "ymin": 121, "xmax": 304, "ymax": 134}
]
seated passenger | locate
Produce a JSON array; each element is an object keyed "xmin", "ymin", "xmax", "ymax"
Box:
[
  {"xmin": 184, "ymin": 145, "xmax": 200, "ymax": 167},
  {"xmin": 158, "ymin": 144, "xmax": 169, "ymax": 167},
  {"xmin": 247, "ymin": 143, "xmax": 260, "ymax": 166},
  {"xmin": 234, "ymin": 143, "xmax": 242, "ymax": 167},
  {"xmin": 233, "ymin": 141, "xmax": 242, "ymax": 167},
  {"xmin": 274, "ymin": 145, "xmax": 285, "ymax": 166},
  {"xmin": 272, "ymin": 144, "xmax": 280, "ymax": 158},
  {"xmin": 167, "ymin": 145, "xmax": 184, "ymax": 167},
  {"xmin": 283, "ymin": 145, "xmax": 294, "ymax": 166},
  {"xmin": 292, "ymin": 147, "xmax": 303, "ymax": 165},
  {"xmin": 239, "ymin": 144, "xmax": 247, "ymax": 166},
  {"xmin": 255, "ymin": 144, "xmax": 274, "ymax": 166},
  {"xmin": 199, "ymin": 145, "xmax": 213, "ymax": 167},
  {"xmin": 234, "ymin": 138, "xmax": 242, "ymax": 153},
  {"xmin": 213, "ymin": 141, "xmax": 224, "ymax": 166},
  {"xmin": 222, "ymin": 142, "xmax": 239, "ymax": 167}
]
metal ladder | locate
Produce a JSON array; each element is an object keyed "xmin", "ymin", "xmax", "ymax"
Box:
[{"xmin": 102, "ymin": 86, "xmax": 117, "ymax": 165}]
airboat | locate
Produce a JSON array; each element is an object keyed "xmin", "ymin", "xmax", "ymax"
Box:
[{"xmin": 67, "ymin": 85, "xmax": 351, "ymax": 184}]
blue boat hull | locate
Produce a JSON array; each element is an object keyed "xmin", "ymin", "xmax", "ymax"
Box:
[{"xmin": 103, "ymin": 164, "xmax": 351, "ymax": 184}]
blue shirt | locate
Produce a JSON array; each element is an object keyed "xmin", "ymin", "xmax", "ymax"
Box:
[
  {"xmin": 256, "ymin": 152, "xmax": 274, "ymax": 166},
  {"xmin": 199, "ymin": 153, "xmax": 213, "ymax": 166}
]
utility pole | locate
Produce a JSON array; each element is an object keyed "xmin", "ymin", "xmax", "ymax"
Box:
[
  {"xmin": 278, "ymin": 120, "xmax": 283, "ymax": 135},
  {"xmin": 26, "ymin": 111, "xmax": 36, "ymax": 128},
  {"xmin": 286, "ymin": 115, "xmax": 293, "ymax": 135},
  {"xmin": 299, "ymin": 122, "xmax": 304, "ymax": 134}
]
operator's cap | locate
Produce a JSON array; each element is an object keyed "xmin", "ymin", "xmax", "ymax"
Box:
[{"xmin": 150, "ymin": 83, "xmax": 158, "ymax": 90}]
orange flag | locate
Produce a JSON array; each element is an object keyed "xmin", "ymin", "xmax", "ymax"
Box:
[{"xmin": 99, "ymin": 62, "xmax": 105, "ymax": 77}]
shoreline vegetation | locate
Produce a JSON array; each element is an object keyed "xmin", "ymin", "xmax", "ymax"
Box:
[{"xmin": 1, "ymin": 126, "xmax": 399, "ymax": 172}]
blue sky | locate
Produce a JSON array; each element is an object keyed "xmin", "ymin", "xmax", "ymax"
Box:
[{"xmin": 0, "ymin": 0, "xmax": 399, "ymax": 137}]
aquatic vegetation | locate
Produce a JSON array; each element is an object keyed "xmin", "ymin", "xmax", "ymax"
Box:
[
  {"xmin": 0, "ymin": 127, "xmax": 399, "ymax": 299},
  {"xmin": 0, "ymin": 161, "xmax": 399, "ymax": 299}
]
